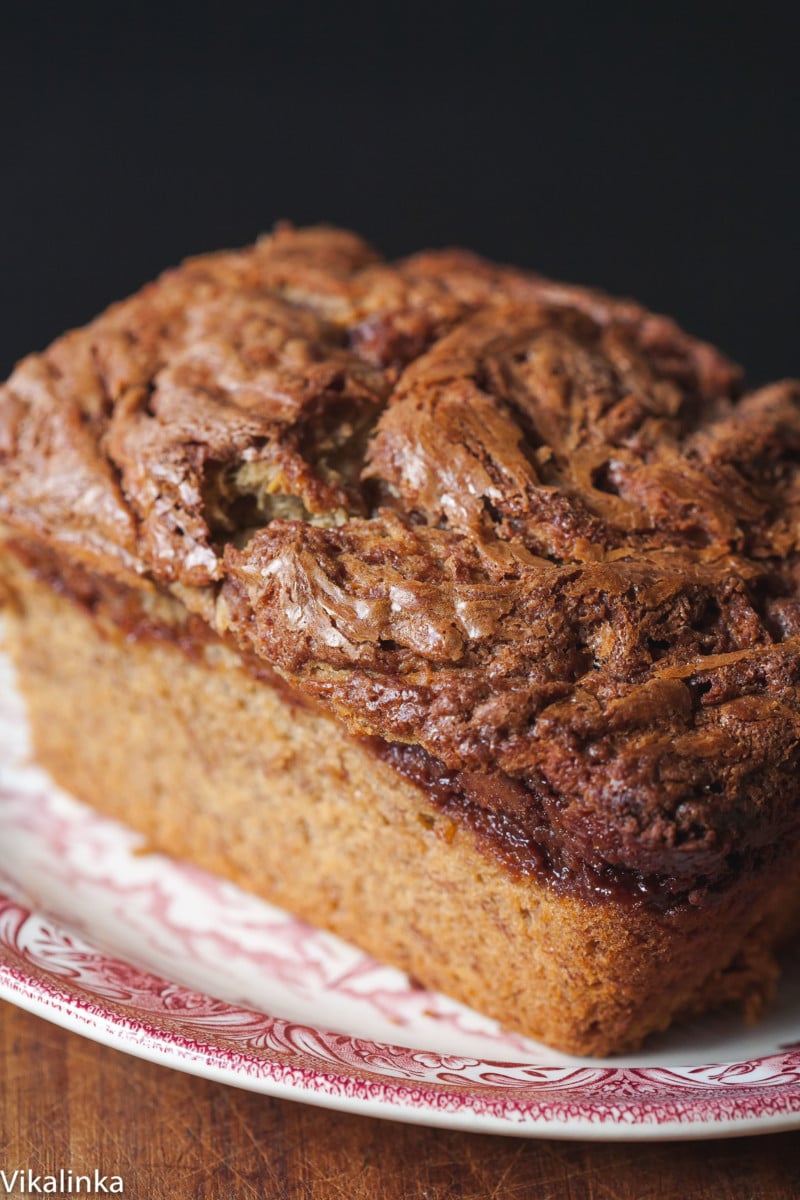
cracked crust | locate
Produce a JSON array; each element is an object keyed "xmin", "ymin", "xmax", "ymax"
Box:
[{"xmin": 1, "ymin": 224, "xmax": 799, "ymax": 898}]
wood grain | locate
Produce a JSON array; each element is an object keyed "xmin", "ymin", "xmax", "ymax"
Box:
[{"xmin": 1, "ymin": 1001, "xmax": 799, "ymax": 1199}]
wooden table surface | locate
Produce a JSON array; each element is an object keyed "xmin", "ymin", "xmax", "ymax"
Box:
[{"xmin": 1, "ymin": 1001, "xmax": 799, "ymax": 1199}]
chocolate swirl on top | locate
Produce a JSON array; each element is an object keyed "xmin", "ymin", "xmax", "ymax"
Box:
[{"xmin": 2, "ymin": 224, "xmax": 799, "ymax": 892}]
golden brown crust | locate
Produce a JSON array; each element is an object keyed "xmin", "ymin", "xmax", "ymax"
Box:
[{"xmin": 1, "ymin": 225, "xmax": 799, "ymax": 897}]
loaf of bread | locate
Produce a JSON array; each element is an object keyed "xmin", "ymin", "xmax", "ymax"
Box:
[{"xmin": 2, "ymin": 225, "xmax": 799, "ymax": 1055}]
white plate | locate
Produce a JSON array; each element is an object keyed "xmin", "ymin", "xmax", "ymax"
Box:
[{"xmin": 1, "ymin": 652, "xmax": 799, "ymax": 1140}]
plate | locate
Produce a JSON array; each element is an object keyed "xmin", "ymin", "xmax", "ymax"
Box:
[{"xmin": 1, "ymin": 652, "xmax": 800, "ymax": 1140}]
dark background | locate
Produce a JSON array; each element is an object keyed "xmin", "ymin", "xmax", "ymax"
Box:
[{"xmin": 3, "ymin": 3, "xmax": 799, "ymax": 385}]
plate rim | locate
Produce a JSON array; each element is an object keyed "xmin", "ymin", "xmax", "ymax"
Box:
[{"xmin": 2, "ymin": 887, "xmax": 800, "ymax": 1141}]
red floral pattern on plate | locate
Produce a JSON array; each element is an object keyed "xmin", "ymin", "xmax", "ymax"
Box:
[{"xmin": 2, "ymin": 893, "xmax": 800, "ymax": 1133}]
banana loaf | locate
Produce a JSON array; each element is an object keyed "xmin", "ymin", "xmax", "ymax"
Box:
[{"xmin": 2, "ymin": 225, "xmax": 799, "ymax": 1054}]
